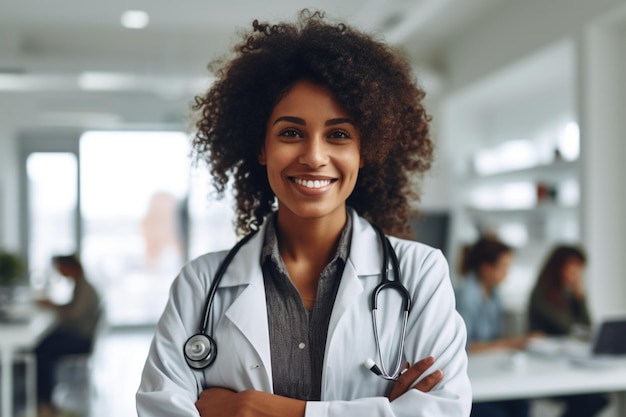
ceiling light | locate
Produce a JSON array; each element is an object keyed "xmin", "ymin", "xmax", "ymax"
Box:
[
  {"xmin": 39, "ymin": 110, "xmax": 123, "ymax": 127},
  {"xmin": 0, "ymin": 74, "xmax": 75, "ymax": 91},
  {"xmin": 78, "ymin": 72, "xmax": 136, "ymax": 91},
  {"xmin": 120, "ymin": 10, "xmax": 149, "ymax": 29}
]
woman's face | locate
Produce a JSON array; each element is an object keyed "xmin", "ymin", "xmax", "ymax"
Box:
[
  {"xmin": 54, "ymin": 263, "xmax": 77, "ymax": 280},
  {"xmin": 260, "ymin": 80, "xmax": 362, "ymax": 225},
  {"xmin": 480, "ymin": 252, "xmax": 513, "ymax": 289},
  {"xmin": 561, "ymin": 258, "xmax": 584, "ymax": 289}
]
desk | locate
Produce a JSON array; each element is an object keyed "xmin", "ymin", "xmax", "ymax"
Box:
[
  {"xmin": 0, "ymin": 308, "xmax": 57, "ymax": 417},
  {"xmin": 469, "ymin": 350, "xmax": 626, "ymax": 412}
]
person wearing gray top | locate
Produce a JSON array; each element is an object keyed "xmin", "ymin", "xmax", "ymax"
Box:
[{"xmin": 35, "ymin": 254, "xmax": 102, "ymax": 417}]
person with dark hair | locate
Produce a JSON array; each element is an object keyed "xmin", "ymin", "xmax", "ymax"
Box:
[
  {"xmin": 455, "ymin": 237, "xmax": 535, "ymax": 353},
  {"xmin": 35, "ymin": 254, "xmax": 102, "ymax": 417},
  {"xmin": 455, "ymin": 237, "xmax": 535, "ymax": 417},
  {"xmin": 528, "ymin": 245, "xmax": 590, "ymax": 335},
  {"xmin": 137, "ymin": 10, "xmax": 471, "ymax": 417},
  {"xmin": 528, "ymin": 245, "xmax": 608, "ymax": 417}
]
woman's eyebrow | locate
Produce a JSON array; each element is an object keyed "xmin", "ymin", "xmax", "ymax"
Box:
[
  {"xmin": 325, "ymin": 118, "xmax": 355, "ymax": 126},
  {"xmin": 273, "ymin": 116, "xmax": 305, "ymax": 126},
  {"xmin": 272, "ymin": 116, "xmax": 356, "ymax": 126}
]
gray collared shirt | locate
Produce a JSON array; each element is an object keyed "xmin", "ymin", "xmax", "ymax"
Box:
[{"xmin": 261, "ymin": 213, "xmax": 352, "ymax": 401}]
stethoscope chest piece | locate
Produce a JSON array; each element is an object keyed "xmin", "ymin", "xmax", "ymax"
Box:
[{"xmin": 184, "ymin": 333, "xmax": 217, "ymax": 369}]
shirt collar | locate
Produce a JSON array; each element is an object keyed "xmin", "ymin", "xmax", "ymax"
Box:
[{"xmin": 261, "ymin": 211, "xmax": 353, "ymax": 271}]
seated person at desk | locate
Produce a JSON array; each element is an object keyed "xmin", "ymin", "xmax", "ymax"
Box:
[
  {"xmin": 35, "ymin": 254, "xmax": 102, "ymax": 417},
  {"xmin": 528, "ymin": 245, "xmax": 608, "ymax": 417},
  {"xmin": 456, "ymin": 237, "xmax": 537, "ymax": 417}
]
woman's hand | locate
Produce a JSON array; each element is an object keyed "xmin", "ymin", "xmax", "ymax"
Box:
[
  {"xmin": 196, "ymin": 388, "xmax": 239, "ymax": 417},
  {"xmin": 388, "ymin": 356, "xmax": 443, "ymax": 402},
  {"xmin": 36, "ymin": 298, "xmax": 55, "ymax": 309},
  {"xmin": 196, "ymin": 388, "xmax": 305, "ymax": 417}
]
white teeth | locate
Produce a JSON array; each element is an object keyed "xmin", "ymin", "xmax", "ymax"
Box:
[{"xmin": 293, "ymin": 178, "xmax": 331, "ymax": 189}]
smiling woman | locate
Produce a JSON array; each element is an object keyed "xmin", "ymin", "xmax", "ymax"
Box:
[
  {"xmin": 191, "ymin": 10, "xmax": 434, "ymax": 238},
  {"xmin": 137, "ymin": 10, "xmax": 471, "ymax": 417}
]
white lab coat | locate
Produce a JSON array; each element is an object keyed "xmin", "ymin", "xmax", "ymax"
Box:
[{"xmin": 137, "ymin": 210, "xmax": 471, "ymax": 416}]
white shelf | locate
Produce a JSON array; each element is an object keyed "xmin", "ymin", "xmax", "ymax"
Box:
[
  {"xmin": 466, "ymin": 159, "xmax": 579, "ymax": 185},
  {"xmin": 466, "ymin": 203, "xmax": 578, "ymax": 218},
  {"xmin": 444, "ymin": 40, "xmax": 581, "ymax": 250}
]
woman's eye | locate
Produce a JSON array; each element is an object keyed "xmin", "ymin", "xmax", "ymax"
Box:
[
  {"xmin": 328, "ymin": 130, "xmax": 350, "ymax": 139},
  {"xmin": 278, "ymin": 128, "xmax": 301, "ymax": 138}
]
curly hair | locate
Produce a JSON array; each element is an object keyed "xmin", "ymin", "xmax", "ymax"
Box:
[{"xmin": 192, "ymin": 10, "xmax": 433, "ymax": 237}]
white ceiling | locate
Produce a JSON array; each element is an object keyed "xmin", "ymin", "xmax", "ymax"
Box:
[{"xmin": 0, "ymin": 0, "xmax": 504, "ymax": 128}]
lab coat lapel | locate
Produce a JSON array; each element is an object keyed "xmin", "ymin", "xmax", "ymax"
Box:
[
  {"xmin": 327, "ymin": 261, "xmax": 363, "ymax": 341},
  {"xmin": 327, "ymin": 210, "xmax": 381, "ymax": 343},
  {"xmin": 224, "ymin": 283, "xmax": 272, "ymax": 390},
  {"xmin": 220, "ymin": 228, "xmax": 273, "ymax": 391}
]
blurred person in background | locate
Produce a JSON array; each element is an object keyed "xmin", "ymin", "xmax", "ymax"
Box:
[
  {"xmin": 528, "ymin": 245, "xmax": 608, "ymax": 417},
  {"xmin": 455, "ymin": 236, "xmax": 538, "ymax": 417},
  {"xmin": 35, "ymin": 254, "xmax": 102, "ymax": 417}
]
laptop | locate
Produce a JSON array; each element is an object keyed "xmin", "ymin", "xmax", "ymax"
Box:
[
  {"xmin": 590, "ymin": 319, "xmax": 626, "ymax": 355},
  {"xmin": 526, "ymin": 318, "xmax": 626, "ymax": 367}
]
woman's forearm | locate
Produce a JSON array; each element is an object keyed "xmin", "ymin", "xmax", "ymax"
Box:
[{"xmin": 196, "ymin": 388, "xmax": 305, "ymax": 417}]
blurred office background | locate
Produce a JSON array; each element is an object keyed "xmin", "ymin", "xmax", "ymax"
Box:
[{"xmin": 1, "ymin": 0, "xmax": 625, "ymax": 416}]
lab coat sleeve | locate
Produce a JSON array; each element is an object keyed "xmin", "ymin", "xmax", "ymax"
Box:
[
  {"xmin": 136, "ymin": 258, "xmax": 217, "ymax": 417},
  {"xmin": 307, "ymin": 247, "xmax": 471, "ymax": 417}
]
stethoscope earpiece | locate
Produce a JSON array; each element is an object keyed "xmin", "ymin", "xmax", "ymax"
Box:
[{"xmin": 184, "ymin": 333, "xmax": 217, "ymax": 370}]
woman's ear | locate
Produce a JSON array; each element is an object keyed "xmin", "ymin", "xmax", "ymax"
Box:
[{"xmin": 258, "ymin": 147, "xmax": 266, "ymax": 166}]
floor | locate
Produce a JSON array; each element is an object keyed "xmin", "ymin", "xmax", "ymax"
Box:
[{"xmin": 84, "ymin": 325, "xmax": 155, "ymax": 417}]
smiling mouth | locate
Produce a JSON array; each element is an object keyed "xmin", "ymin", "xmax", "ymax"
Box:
[{"xmin": 290, "ymin": 177, "xmax": 334, "ymax": 189}]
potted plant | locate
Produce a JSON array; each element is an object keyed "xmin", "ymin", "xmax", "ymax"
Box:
[{"xmin": 0, "ymin": 250, "xmax": 27, "ymax": 301}]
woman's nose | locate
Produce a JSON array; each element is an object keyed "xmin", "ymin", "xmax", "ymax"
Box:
[{"xmin": 299, "ymin": 136, "xmax": 328, "ymax": 167}]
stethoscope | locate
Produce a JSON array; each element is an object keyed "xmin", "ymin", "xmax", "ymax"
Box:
[{"xmin": 183, "ymin": 224, "xmax": 411, "ymax": 381}]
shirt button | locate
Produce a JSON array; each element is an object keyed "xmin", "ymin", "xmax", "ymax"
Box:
[{"xmin": 298, "ymin": 342, "xmax": 306, "ymax": 350}]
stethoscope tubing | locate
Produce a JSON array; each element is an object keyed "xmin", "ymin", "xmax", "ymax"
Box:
[
  {"xmin": 198, "ymin": 230, "xmax": 258, "ymax": 334},
  {"xmin": 185, "ymin": 222, "xmax": 411, "ymax": 380},
  {"xmin": 371, "ymin": 310, "xmax": 409, "ymax": 380},
  {"xmin": 370, "ymin": 225, "xmax": 411, "ymax": 380}
]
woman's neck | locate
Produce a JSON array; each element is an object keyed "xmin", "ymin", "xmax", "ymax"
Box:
[
  {"xmin": 480, "ymin": 279, "xmax": 495, "ymax": 298},
  {"xmin": 275, "ymin": 210, "xmax": 347, "ymax": 264},
  {"xmin": 274, "ymin": 209, "xmax": 347, "ymax": 302}
]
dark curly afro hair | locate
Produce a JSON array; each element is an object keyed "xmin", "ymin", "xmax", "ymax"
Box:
[{"xmin": 192, "ymin": 10, "xmax": 433, "ymax": 237}]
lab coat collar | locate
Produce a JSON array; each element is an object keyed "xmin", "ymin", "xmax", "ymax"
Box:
[
  {"xmin": 215, "ymin": 224, "xmax": 267, "ymax": 288},
  {"xmin": 215, "ymin": 208, "xmax": 383, "ymax": 288},
  {"xmin": 347, "ymin": 208, "xmax": 384, "ymax": 277},
  {"xmin": 326, "ymin": 209, "xmax": 383, "ymax": 347}
]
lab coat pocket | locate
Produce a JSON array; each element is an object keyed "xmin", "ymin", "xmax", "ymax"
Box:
[{"xmin": 202, "ymin": 319, "xmax": 272, "ymax": 392}]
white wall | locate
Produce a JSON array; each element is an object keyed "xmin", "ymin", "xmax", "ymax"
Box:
[
  {"xmin": 433, "ymin": 0, "xmax": 626, "ymax": 318},
  {"xmin": 0, "ymin": 98, "xmax": 26, "ymax": 250},
  {"xmin": 579, "ymin": 19, "xmax": 626, "ymax": 318}
]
